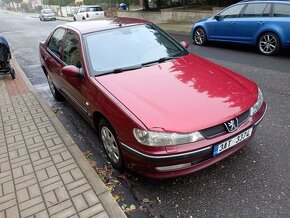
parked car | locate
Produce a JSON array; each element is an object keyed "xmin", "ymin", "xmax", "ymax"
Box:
[
  {"xmin": 73, "ymin": 5, "xmax": 105, "ymax": 21},
  {"xmin": 39, "ymin": 18, "xmax": 266, "ymax": 179},
  {"xmin": 39, "ymin": 9, "xmax": 56, "ymax": 21},
  {"xmin": 192, "ymin": 0, "xmax": 290, "ymax": 55}
]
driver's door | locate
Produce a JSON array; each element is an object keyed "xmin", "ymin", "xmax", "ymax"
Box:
[
  {"xmin": 61, "ymin": 31, "xmax": 90, "ymax": 118},
  {"xmin": 209, "ymin": 4, "xmax": 246, "ymax": 41}
]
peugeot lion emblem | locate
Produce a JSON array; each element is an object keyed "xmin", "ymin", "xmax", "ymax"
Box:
[{"xmin": 224, "ymin": 118, "xmax": 238, "ymax": 132}]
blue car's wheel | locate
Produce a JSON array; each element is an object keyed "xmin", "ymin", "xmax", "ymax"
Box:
[
  {"xmin": 258, "ymin": 32, "xmax": 280, "ymax": 56},
  {"xmin": 193, "ymin": 28, "xmax": 207, "ymax": 45}
]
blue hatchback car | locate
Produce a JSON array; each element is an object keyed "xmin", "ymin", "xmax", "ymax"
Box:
[{"xmin": 192, "ymin": 0, "xmax": 290, "ymax": 55}]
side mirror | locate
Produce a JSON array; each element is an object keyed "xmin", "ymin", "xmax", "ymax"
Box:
[
  {"xmin": 62, "ymin": 65, "xmax": 84, "ymax": 78},
  {"xmin": 180, "ymin": 41, "xmax": 189, "ymax": 49},
  {"xmin": 214, "ymin": 15, "xmax": 221, "ymax": 20}
]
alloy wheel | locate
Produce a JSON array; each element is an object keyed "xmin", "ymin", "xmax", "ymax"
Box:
[
  {"xmin": 100, "ymin": 126, "xmax": 120, "ymax": 165},
  {"xmin": 258, "ymin": 33, "xmax": 279, "ymax": 55},
  {"xmin": 194, "ymin": 28, "xmax": 206, "ymax": 45}
]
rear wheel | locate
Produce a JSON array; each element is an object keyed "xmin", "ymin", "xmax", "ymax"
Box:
[
  {"xmin": 258, "ymin": 32, "xmax": 280, "ymax": 55},
  {"xmin": 193, "ymin": 28, "xmax": 207, "ymax": 45},
  {"xmin": 98, "ymin": 119, "xmax": 123, "ymax": 169},
  {"xmin": 47, "ymin": 74, "xmax": 64, "ymax": 101}
]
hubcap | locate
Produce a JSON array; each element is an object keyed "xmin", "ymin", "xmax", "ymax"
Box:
[
  {"xmin": 259, "ymin": 34, "xmax": 277, "ymax": 54},
  {"xmin": 194, "ymin": 29, "xmax": 205, "ymax": 45},
  {"xmin": 101, "ymin": 126, "xmax": 120, "ymax": 164},
  {"xmin": 47, "ymin": 75, "xmax": 56, "ymax": 96}
]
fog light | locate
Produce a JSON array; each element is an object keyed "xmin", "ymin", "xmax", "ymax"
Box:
[{"xmin": 155, "ymin": 163, "xmax": 191, "ymax": 172}]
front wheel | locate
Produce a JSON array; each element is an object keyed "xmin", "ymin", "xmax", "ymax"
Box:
[
  {"xmin": 193, "ymin": 28, "xmax": 207, "ymax": 45},
  {"xmin": 258, "ymin": 32, "xmax": 280, "ymax": 55},
  {"xmin": 98, "ymin": 119, "xmax": 123, "ymax": 169}
]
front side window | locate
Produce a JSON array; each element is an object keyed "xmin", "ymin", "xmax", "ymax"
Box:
[
  {"xmin": 219, "ymin": 4, "xmax": 245, "ymax": 18},
  {"xmin": 47, "ymin": 28, "xmax": 65, "ymax": 58},
  {"xmin": 243, "ymin": 3, "xmax": 268, "ymax": 17},
  {"xmin": 63, "ymin": 32, "xmax": 82, "ymax": 68},
  {"xmin": 274, "ymin": 4, "xmax": 290, "ymax": 17},
  {"xmin": 84, "ymin": 24, "xmax": 188, "ymax": 75}
]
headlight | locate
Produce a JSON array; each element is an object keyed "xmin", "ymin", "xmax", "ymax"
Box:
[
  {"xmin": 133, "ymin": 128, "xmax": 204, "ymax": 146},
  {"xmin": 250, "ymin": 87, "xmax": 263, "ymax": 116}
]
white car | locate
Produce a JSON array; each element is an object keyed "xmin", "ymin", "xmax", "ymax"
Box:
[{"xmin": 73, "ymin": 5, "xmax": 105, "ymax": 21}]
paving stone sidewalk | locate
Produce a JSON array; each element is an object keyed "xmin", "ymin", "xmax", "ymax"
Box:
[{"xmin": 0, "ymin": 59, "xmax": 126, "ymax": 218}]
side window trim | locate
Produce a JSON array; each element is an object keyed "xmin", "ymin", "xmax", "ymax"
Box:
[{"xmin": 219, "ymin": 4, "xmax": 246, "ymax": 19}]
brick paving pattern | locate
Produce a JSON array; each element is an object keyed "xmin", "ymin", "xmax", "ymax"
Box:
[{"xmin": 0, "ymin": 72, "xmax": 122, "ymax": 217}]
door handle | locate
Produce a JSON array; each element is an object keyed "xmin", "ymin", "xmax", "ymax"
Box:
[{"xmin": 258, "ymin": 22, "xmax": 265, "ymax": 25}]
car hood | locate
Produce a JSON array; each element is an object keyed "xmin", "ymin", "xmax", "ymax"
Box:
[{"xmin": 96, "ymin": 54, "xmax": 257, "ymax": 133}]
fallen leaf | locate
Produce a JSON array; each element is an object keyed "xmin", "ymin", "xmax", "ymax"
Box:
[
  {"xmin": 113, "ymin": 194, "xmax": 120, "ymax": 201},
  {"xmin": 142, "ymin": 198, "xmax": 150, "ymax": 203},
  {"xmin": 121, "ymin": 203, "xmax": 127, "ymax": 210}
]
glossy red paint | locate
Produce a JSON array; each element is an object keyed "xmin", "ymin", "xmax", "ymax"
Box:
[
  {"xmin": 62, "ymin": 65, "xmax": 81, "ymax": 77},
  {"xmin": 97, "ymin": 53, "xmax": 257, "ymax": 133},
  {"xmin": 39, "ymin": 18, "xmax": 267, "ymax": 179}
]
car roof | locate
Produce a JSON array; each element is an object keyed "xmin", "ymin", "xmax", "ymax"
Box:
[
  {"xmin": 80, "ymin": 5, "xmax": 101, "ymax": 7},
  {"xmin": 63, "ymin": 17, "xmax": 151, "ymax": 35},
  {"xmin": 240, "ymin": 0, "xmax": 290, "ymax": 2}
]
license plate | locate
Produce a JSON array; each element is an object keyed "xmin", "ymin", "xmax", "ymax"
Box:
[{"xmin": 213, "ymin": 127, "xmax": 253, "ymax": 156}]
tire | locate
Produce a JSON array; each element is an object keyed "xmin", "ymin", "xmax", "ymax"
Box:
[
  {"xmin": 258, "ymin": 32, "xmax": 280, "ymax": 56},
  {"xmin": 10, "ymin": 69, "xmax": 15, "ymax": 80},
  {"xmin": 98, "ymin": 119, "xmax": 123, "ymax": 169},
  {"xmin": 193, "ymin": 27, "xmax": 207, "ymax": 45},
  {"xmin": 73, "ymin": 16, "xmax": 76, "ymax": 21},
  {"xmin": 47, "ymin": 74, "xmax": 64, "ymax": 101}
]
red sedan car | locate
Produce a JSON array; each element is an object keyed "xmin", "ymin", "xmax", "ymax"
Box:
[{"xmin": 39, "ymin": 18, "xmax": 266, "ymax": 179}]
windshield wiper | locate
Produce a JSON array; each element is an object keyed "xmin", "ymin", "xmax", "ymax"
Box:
[
  {"xmin": 141, "ymin": 57, "xmax": 176, "ymax": 67},
  {"xmin": 96, "ymin": 64, "xmax": 142, "ymax": 76}
]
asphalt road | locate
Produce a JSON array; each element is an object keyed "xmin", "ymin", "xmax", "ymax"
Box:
[{"xmin": 1, "ymin": 11, "xmax": 290, "ymax": 218}]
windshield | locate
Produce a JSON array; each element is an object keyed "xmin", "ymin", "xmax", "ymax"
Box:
[
  {"xmin": 43, "ymin": 9, "xmax": 53, "ymax": 13},
  {"xmin": 84, "ymin": 24, "xmax": 188, "ymax": 76}
]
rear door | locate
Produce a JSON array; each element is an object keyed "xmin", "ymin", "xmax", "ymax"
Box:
[
  {"xmin": 231, "ymin": 3, "xmax": 271, "ymax": 43},
  {"xmin": 272, "ymin": 3, "xmax": 290, "ymax": 47}
]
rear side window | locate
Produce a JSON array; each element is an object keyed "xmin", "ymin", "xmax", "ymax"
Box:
[
  {"xmin": 274, "ymin": 4, "xmax": 290, "ymax": 17},
  {"xmin": 243, "ymin": 3, "xmax": 268, "ymax": 17},
  {"xmin": 87, "ymin": 7, "xmax": 103, "ymax": 12},
  {"xmin": 220, "ymin": 4, "xmax": 245, "ymax": 18},
  {"xmin": 48, "ymin": 28, "xmax": 65, "ymax": 58}
]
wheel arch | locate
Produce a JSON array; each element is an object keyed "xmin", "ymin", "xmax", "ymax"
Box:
[
  {"xmin": 41, "ymin": 65, "xmax": 48, "ymax": 77},
  {"xmin": 255, "ymin": 29, "xmax": 282, "ymax": 46},
  {"xmin": 92, "ymin": 111, "xmax": 108, "ymax": 135}
]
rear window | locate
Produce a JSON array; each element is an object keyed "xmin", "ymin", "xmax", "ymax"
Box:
[
  {"xmin": 274, "ymin": 3, "xmax": 290, "ymax": 17},
  {"xmin": 43, "ymin": 9, "xmax": 53, "ymax": 13}
]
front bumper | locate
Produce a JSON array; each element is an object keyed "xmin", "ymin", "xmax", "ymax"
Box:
[{"xmin": 120, "ymin": 102, "xmax": 267, "ymax": 179}]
